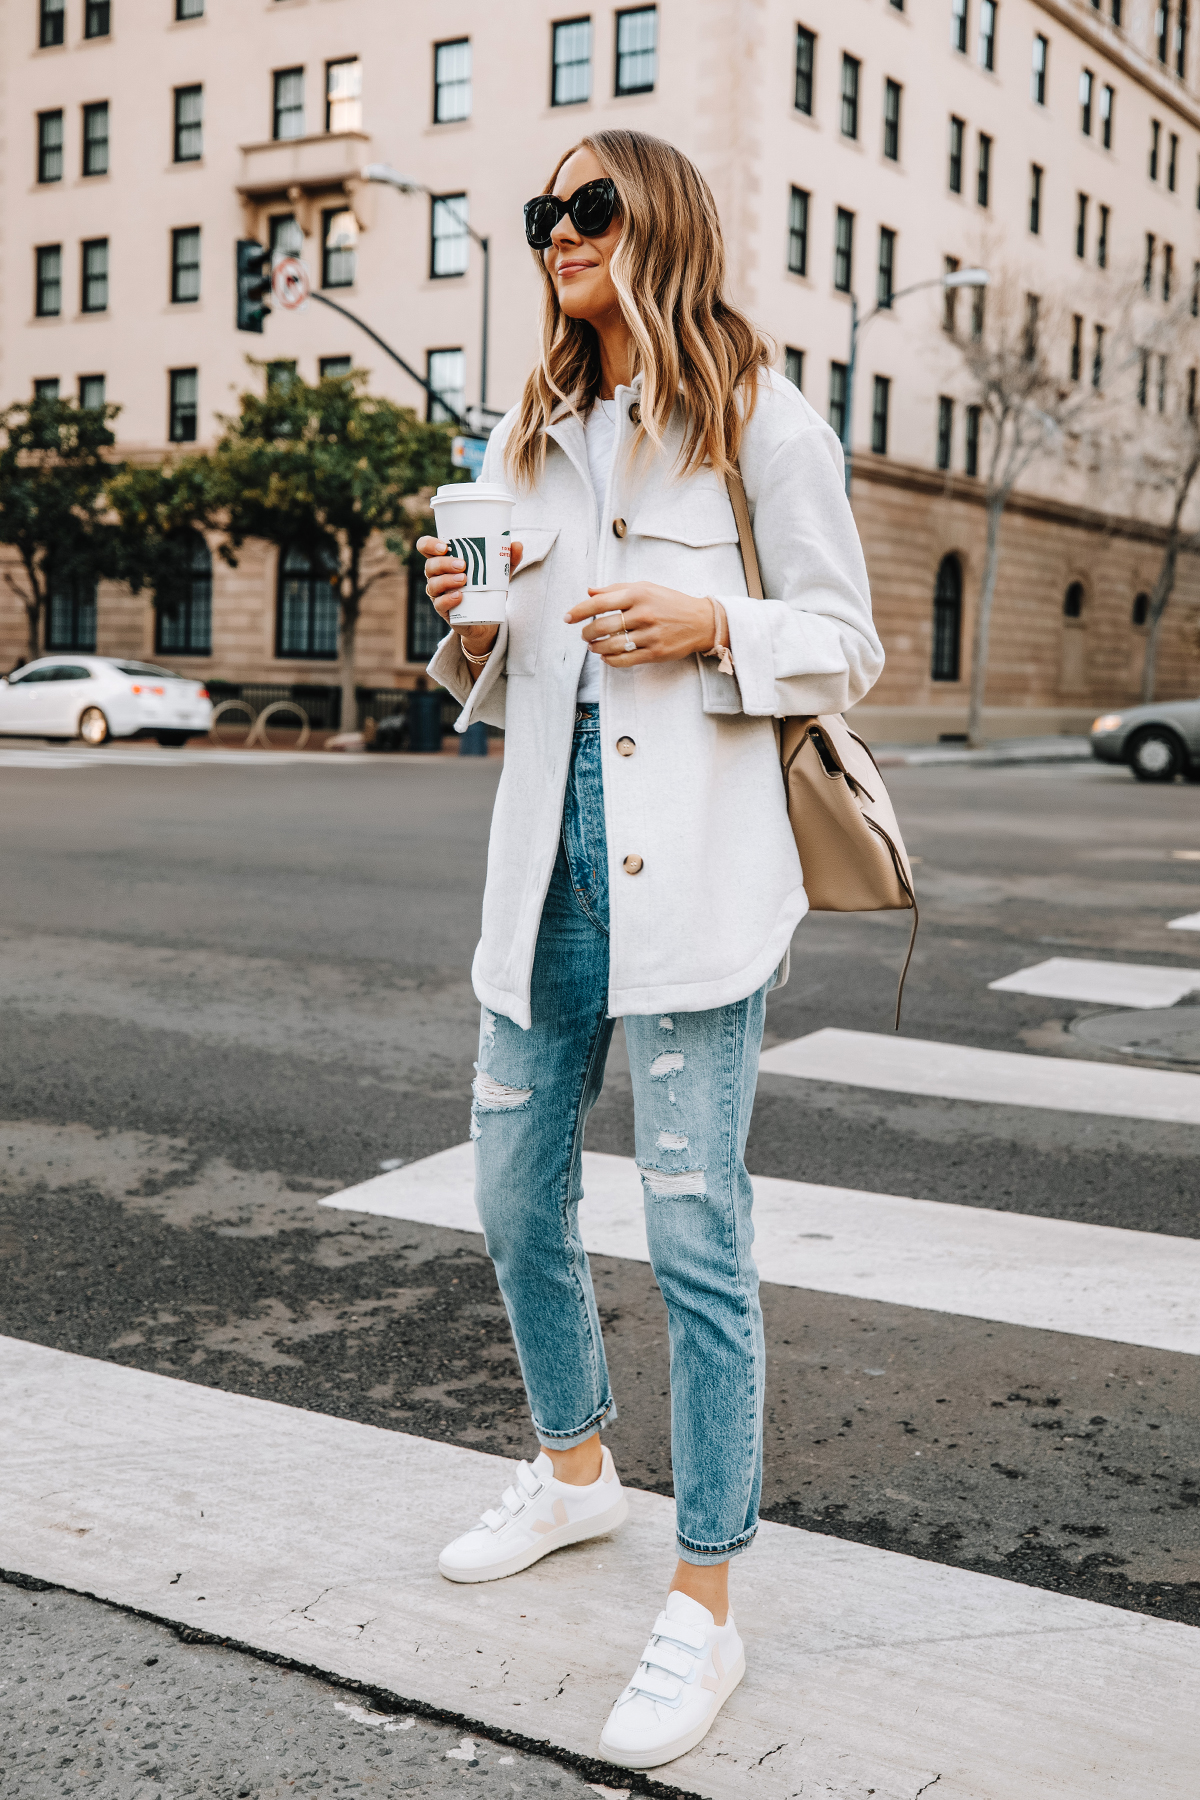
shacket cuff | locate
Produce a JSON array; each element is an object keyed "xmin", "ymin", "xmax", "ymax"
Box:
[
  {"xmin": 427, "ymin": 622, "xmax": 509, "ymax": 730},
  {"xmin": 719, "ymin": 595, "xmax": 857, "ymax": 718}
]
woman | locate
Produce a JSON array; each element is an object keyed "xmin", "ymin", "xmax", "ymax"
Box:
[{"xmin": 417, "ymin": 130, "xmax": 881, "ymax": 1770}]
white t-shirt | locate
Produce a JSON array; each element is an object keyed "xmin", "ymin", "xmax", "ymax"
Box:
[{"xmin": 576, "ymin": 398, "xmax": 617, "ymax": 703}]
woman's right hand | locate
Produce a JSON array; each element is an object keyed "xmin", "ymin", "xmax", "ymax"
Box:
[{"xmin": 416, "ymin": 536, "xmax": 524, "ymax": 662}]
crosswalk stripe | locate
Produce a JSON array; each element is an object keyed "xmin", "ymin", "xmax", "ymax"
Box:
[
  {"xmin": 758, "ymin": 1027, "xmax": 1200, "ymax": 1125},
  {"xmin": 3, "ymin": 1337, "xmax": 1195, "ymax": 1800},
  {"xmin": 320, "ymin": 1144, "xmax": 1200, "ymax": 1354},
  {"xmin": 989, "ymin": 956, "xmax": 1200, "ymax": 1009},
  {"xmin": 1169, "ymin": 911, "xmax": 1200, "ymax": 932}
]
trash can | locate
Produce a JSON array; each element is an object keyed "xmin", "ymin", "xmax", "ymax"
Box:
[
  {"xmin": 408, "ymin": 691, "xmax": 444, "ymax": 754},
  {"xmin": 459, "ymin": 721, "xmax": 489, "ymax": 757}
]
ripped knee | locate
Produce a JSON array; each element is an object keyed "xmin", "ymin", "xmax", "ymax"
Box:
[
  {"xmin": 472, "ymin": 1069, "xmax": 534, "ymax": 1114},
  {"xmin": 638, "ymin": 1164, "xmax": 707, "ymax": 1198}
]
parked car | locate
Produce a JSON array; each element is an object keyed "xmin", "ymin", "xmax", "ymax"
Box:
[
  {"xmin": 1090, "ymin": 696, "xmax": 1200, "ymax": 782},
  {"xmin": 0, "ymin": 656, "xmax": 212, "ymax": 746}
]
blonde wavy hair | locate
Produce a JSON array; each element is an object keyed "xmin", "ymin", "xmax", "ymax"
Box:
[{"xmin": 506, "ymin": 130, "xmax": 773, "ymax": 488}]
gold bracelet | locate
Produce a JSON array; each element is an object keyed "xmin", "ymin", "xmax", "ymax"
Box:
[{"xmin": 460, "ymin": 642, "xmax": 493, "ymax": 667}]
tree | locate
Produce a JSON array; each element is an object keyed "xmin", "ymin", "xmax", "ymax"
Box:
[
  {"xmin": 0, "ymin": 395, "xmax": 122, "ymax": 662},
  {"xmin": 106, "ymin": 456, "xmax": 221, "ymax": 639},
  {"xmin": 210, "ymin": 369, "xmax": 458, "ymax": 730}
]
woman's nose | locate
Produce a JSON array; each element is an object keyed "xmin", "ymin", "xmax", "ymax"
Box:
[{"xmin": 550, "ymin": 215, "xmax": 582, "ymax": 250}]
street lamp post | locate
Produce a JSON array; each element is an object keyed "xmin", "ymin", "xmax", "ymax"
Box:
[
  {"xmin": 841, "ymin": 267, "xmax": 989, "ymax": 498},
  {"xmin": 362, "ymin": 163, "xmax": 492, "ymax": 423}
]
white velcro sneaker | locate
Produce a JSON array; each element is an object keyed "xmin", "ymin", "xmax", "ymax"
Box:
[
  {"xmin": 438, "ymin": 1446, "xmax": 628, "ymax": 1584},
  {"xmin": 598, "ymin": 1590, "xmax": 746, "ymax": 1769}
]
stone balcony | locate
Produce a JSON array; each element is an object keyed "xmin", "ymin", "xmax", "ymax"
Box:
[{"xmin": 236, "ymin": 131, "xmax": 375, "ymax": 241}]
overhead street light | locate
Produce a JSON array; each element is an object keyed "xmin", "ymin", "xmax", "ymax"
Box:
[
  {"xmin": 841, "ymin": 267, "xmax": 990, "ymax": 496},
  {"xmin": 362, "ymin": 162, "xmax": 493, "ymax": 424}
]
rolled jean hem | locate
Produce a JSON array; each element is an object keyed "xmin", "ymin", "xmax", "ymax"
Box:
[
  {"xmin": 675, "ymin": 1524, "xmax": 758, "ymax": 1567},
  {"xmin": 533, "ymin": 1397, "xmax": 617, "ymax": 1451}
]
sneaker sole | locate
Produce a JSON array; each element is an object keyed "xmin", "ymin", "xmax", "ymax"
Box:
[
  {"xmin": 437, "ymin": 1493, "xmax": 630, "ymax": 1584},
  {"xmin": 597, "ymin": 1647, "xmax": 746, "ymax": 1770}
]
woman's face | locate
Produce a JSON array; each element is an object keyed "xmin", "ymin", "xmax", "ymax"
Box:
[{"xmin": 543, "ymin": 146, "xmax": 623, "ymax": 327}]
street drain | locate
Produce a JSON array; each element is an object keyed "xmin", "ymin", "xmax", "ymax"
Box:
[{"xmin": 1069, "ymin": 1001, "xmax": 1200, "ymax": 1068}]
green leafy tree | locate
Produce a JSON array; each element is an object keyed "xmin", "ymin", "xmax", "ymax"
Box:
[
  {"xmin": 211, "ymin": 369, "xmax": 458, "ymax": 730},
  {"xmin": 106, "ymin": 456, "xmax": 221, "ymax": 642},
  {"xmin": 0, "ymin": 396, "xmax": 122, "ymax": 662}
]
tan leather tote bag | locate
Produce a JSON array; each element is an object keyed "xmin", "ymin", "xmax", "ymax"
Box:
[{"xmin": 727, "ymin": 470, "xmax": 918, "ymax": 1028}]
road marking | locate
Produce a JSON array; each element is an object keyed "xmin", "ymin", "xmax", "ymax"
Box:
[
  {"xmin": 321, "ymin": 1144, "xmax": 1200, "ymax": 1355},
  {"xmin": 989, "ymin": 956, "xmax": 1200, "ymax": 1009},
  {"xmin": 757, "ymin": 1026, "xmax": 1200, "ymax": 1125},
  {"xmin": 1168, "ymin": 911, "xmax": 1200, "ymax": 932},
  {"xmin": 3, "ymin": 1338, "xmax": 1196, "ymax": 1800}
]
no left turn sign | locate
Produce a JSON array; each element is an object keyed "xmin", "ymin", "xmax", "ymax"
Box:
[{"xmin": 272, "ymin": 257, "xmax": 311, "ymax": 311}]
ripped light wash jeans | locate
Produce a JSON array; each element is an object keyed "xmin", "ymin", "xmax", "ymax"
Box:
[{"xmin": 471, "ymin": 703, "xmax": 768, "ymax": 1565}]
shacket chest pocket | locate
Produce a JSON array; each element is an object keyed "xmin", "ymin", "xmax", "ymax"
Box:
[
  {"xmin": 504, "ymin": 526, "xmax": 560, "ymax": 676},
  {"xmin": 624, "ymin": 477, "xmax": 745, "ymax": 594}
]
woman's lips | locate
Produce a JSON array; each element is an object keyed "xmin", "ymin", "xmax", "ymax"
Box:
[{"xmin": 556, "ymin": 259, "xmax": 595, "ymax": 277}]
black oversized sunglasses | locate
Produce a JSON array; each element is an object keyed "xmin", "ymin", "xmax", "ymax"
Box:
[{"xmin": 523, "ymin": 178, "xmax": 618, "ymax": 249}]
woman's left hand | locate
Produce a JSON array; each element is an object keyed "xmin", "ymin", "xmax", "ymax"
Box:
[{"xmin": 566, "ymin": 583, "xmax": 715, "ymax": 666}]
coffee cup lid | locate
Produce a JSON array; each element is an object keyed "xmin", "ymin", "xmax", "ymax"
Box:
[{"xmin": 434, "ymin": 481, "xmax": 515, "ymax": 503}]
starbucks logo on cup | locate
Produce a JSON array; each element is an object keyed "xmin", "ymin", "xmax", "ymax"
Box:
[{"xmin": 447, "ymin": 535, "xmax": 487, "ymax": 585}]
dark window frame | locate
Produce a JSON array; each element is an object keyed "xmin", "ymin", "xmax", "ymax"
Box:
[
  {"xmin": 155, "ymin": 536, "xmax": 213, "ymax": 657},
  {"xmin": 833, "ymin": 207, "xmax": 854, "ymax": 293},
  {"xmin": 176, "ymin": 0, "xmax": 205, "ymax": 17},
  {"xmin": 936, "ymin": 395, "xmax": 954, "ymax": 470},
  {"xmin": 1098, "ymin": 203, "xmax": 1110, "ymax": 268},
  {"xmin": 979, "ymin": 0, "xmax": 996, "ymax": 71},
  {"xmin": 1032, "ymin": 33, "xmax": 1048, "ymax": 104},
  {"xmin": 321, "ymin": 207, "xmax": 357, "ymax": 289},
  {"xmin": 828, "ymin": 361, "xmax": 848, "ymax": 441},
  {"xmin": 35, "ymin": 244, "xmax": 62, "ymax": 317},
  {"xmin": 425, "ymin": 347, "xmax": 466, "ymax": 425},
  {"xmin": 1076, "ymin": 192, "xmax": 1089, "ymax": 259},
  {"xmin": 173, "ymin": 84, "xmax": 203, "ymax": 162},
  {"xmin": 1080, "ymin": 67, "xmax": 1093, "ymax": 136},
  {"xmin": 273, "ymin": 67, "xmax": 305, "ymax": 141},
  {"xmin": 429, "ymin": 192, "xmax": 469, "ymax": 280},
  {"xmin": 977, "ymin": 133, "xmax": 992, "ymax": 207},
  {"xmin": 877, "ymin": 226, "xmax": 895, "ymax": 307},
  {"xmin": 78, "ymin": 374, "xmax": 105, "ymax": 410},
  {"xmin": 614, "ymin": 5, "xmax": 657, "ymax": 96},
  {"xmin": 433, "ymin": 37, "xmax": 472, "ymax": 122},
  {"xmin": 965, "ymin": 404, "xmax": 981, "ymax": 477},
  {"xmin": 551, "ymin": 16, "xmax": 592, "ymax": 106},
  {"xmin": 871, "ymin": 375, "xmax": 890, "ymax": 455},
  {"xmin": 784, "ymin": 346, "xmax": 804, "ymax": 390},
  {"xmin": 82, "ymin": 101, "xmax": 109, "ymax": 177},
  {"xmin": 46, "ymin": 576, "xmax": 98, "ymax": 653},
  {"xmin": 795, "ymin": 24, "xmax": 815, "ymax": 114},
  {"xmin": 883, "ymin": 78, "xmax": 901, "ymax": 161},
  {"xmin": 951, "ymin": 0, "xmax": 968, "ymax": 55},
  {"xmin": 276, "ymin": 541, "xmax": 340, "ymax": 662},
  {"xmin": 1030, "ymin": 163, "xmax": 1042, "ymax": 234},
  {"xmin": 787, "ymin": 186, "xmax": 809, "ymax": 277},
  {"xmin": 81, "ymin": 236, "xmax": 108, "ymax": 313},
  {"xmin": 949, "ymin": 116, "xmax": 964, "ymax": 194},
  {"xmin": 840, "ymin": 53, "xmax": 860, "ymax": 139},
  {"xmin": 1101, "ymin": 83, "xmax": 1115, "ymax": 149},
  {"xmin": 37, "ymin": 109, "xmax": 64, "ymax": 183},
  {"xmin": 171, "ymin": 226, "xmax": 201, "ymax": 304},
  {"xmin": 39, "ymin": 0, "xmax": 66, "ymax": 49},
  {"xmin": 325, "ymin": 57, "xmax": 362, "ymax": 134},
  {"xmin": 931, "ymin": 554, "xmax": 963, "ymax": 681},
  {"xmin": 169, "ymin": 367, "xmax": 198, "ymax": 443},
  {"xmin": 84, "ymin": 0, "xmax": 110, "ymax": 38}
]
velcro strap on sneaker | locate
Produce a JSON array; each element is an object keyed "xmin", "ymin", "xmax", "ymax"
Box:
[
  {"xmin": 649, "ymin": 1611, "xmax": 707, "ymax": 1653},
  {"xmin": 516, "ymin": 1461, "xmax": 544, "ymax": 1498},
  {"xmin": 629, "ymin": 1664, "xmax": 684, "ymax": 1705},
  {"xmin": 640, "ymin": 1640, "xmax": 695, "ymax": 1681}
]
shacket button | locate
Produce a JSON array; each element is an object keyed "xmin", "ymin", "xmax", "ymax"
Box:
[
  {"xmin": 622, "ymin": 854, "xmax": 644, "ymax": 874},
  {"xmin": 616, "ymin": 736, "xmax": 636, "ymax": 757},
  {"xmin": 612, "ymin": 517, "xmax": 627, "ymax": 538},
  {"xmin": 628, "ymin": 402, "xmax": 641, "ymax": 424}
]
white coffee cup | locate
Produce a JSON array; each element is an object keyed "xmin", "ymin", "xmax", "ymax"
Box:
[{"xmin": 432, "ymin": 481, "xmax": 517, "ymax": 626}]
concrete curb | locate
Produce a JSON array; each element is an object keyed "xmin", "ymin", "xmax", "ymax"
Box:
[{"xmin": 870, "ymin": 735, "xmax": 1097, "ymax": 769}]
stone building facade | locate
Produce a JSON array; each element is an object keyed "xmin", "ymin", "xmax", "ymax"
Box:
[{"xmin": 3, "ymin": 0, "xmax": 1199, "ymax": 730}]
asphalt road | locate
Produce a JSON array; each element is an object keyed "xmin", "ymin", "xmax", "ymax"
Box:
[{"xmin": 2, "ymin": 745, "xmax": 1199, "ymax": 1794}]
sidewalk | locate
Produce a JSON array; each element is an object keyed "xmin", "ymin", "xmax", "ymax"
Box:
[{"xmin": 870, "ymin": 734, "xmax": 1096, "ymax": 769}]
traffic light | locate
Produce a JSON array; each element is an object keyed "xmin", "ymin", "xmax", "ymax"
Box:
[{"xmin": 236, "ymin": 240, "xmax": 271, "ymax": 333}]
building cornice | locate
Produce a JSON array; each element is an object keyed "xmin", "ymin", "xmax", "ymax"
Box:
[{"xmin": 1033, "ymin": 0, "xmax": 1200, "ymax": 133}]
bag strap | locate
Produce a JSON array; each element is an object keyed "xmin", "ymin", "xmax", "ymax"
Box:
[{"xmin": 727, "ymin": 466, "xmax": 764, "ymax": 600}]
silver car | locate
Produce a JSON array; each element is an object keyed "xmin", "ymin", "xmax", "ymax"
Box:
[{"xmin": 1090, "ymin": 697, "xmax": 1200, "ymax": 782}]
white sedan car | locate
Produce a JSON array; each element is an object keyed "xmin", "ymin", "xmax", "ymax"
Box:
[{"xmin": 0, "ymin": 656, "xmax": 213, "ymax": 746}]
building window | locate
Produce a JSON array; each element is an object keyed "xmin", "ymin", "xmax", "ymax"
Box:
[
  {"xmin": 319, "ymin": 356, "xmax": 352, "ymax": 380},
  {"xmin": 1071, "ymin": 313, "xmax": 1083, "ymax": 381},
  {"xmin": 273, "ymin": 68, "xmax": 305, "ymax": 140},
  {"xmin": 1169, "ymin": 132, "xmax": 1179, "ymax": 192},
  {"xmin": 1031, "ymin": 33, "xmax": 1048, "ymax": 104},
  {"xmin": 407, "ymin": 556, "xmax": 450, "ymax": 664},
  {"xmin": 1178, "ymin": 0, "xmax": 1190, "ymax": 73},
  {"xmin": 39, "ymin": 0, "xmax": 65, "ymax": 48},
  {"xmin": 47, "ymin": 578, "xmax": 97, "ymax": 653},
  {"xmin": 434, "ymin": 38, "xmax": 472, "ymax": 121},
  {"xmin": 269, "ymin": 214, "xmax": 303, "ymax": 260},
  {"xmin": 1158, "ymin": 1, "xmax": 1170, "ymax": 61},
  {"xmin": 321, "ymin": 209, "xmax": 357, "ymax": 288},
  {"xmin": 1029, "ymin": 164, "xmax": 1042, "ymax": 234},
  {"xmin": 833, "ymin": 208, "xmax": 854, "ymax": 293},
  {"xmin": 787, "ymin": 186, "xmax": 809, "ymax": 276},
  {"xmin": 943, "ymin": 255, "xmax": 960, "ymax": 333},
  {"xmin": 171, "ymin": 227, "xmax": 200, "ymax": 303},
  {"xmin": 965, "ymin": 404, "xmax": 981, "ymax": 477},
  {"xmin": 979, "ymin": 0, "xmax": 996, "ymax": 70},
  {"xmin": 1189, "ymin": 366, "xmax": 1197, "ymax": 417},
  {"xmin": 426, "ymin": 348, "xmax": 466, "ymax": 424},
  {"xmin": 1101, "ymin": 84, "xmax": 1114, "ymax": 149},
  {"xmin": 1092, "ymin": 324, "xmax": 1105, "ymax": 389},
  {"xmin": 977, "ymin": 134, "xmax": 991, "ymax": 207},
  {"xmin": 81, "ymin": 238, "xmax": 108, "ymax": 312},
  {"xmin": 1063, "ymin": 582, "xmax": 1084, "ymax": 620},
  {"xmin": 828, "ymin": 362, "xmax": 848, "ymax": 440},
  {"xmin": 1024, "ymin": 292, "xmax": 1040, "ymax": 361},
  {"xmin": 1150, "ymin": 119, "xmax": 1160, "ymax": 180},
  {"xmin": 1075, "ymin": 193, "xmax": 1088, "ymax": 259},
  {"xmin": 277, "ymin": 543, "xmax": 339, "ymax": 660},
  {"xmin": 615, "ymin": 6, "xmax": 656, "ymax": 95},
  {"xmin": 951, "ymin": 0, "xmax": 968, "ymax": 54},
  {"xmin": 79, "ymin": 374, "xmax": 105, "ymax": 409},
  {"xmin": 169, "ymin": 368, "xmax": 198, "ymax": 442},
  {"xmin": 1145, "ymin": 232, "xmax": 1156, "ymax": 293},
  {"xmin": 795, "ymin": 25, "xmax": 815, "ymax": 114},
  {"xmin": 949, "ymin": 117, "xmax": 964, "ymax": 194},
  {"xmin": 34, "ymin": 379, "xmax": 60, "ymax": 401},
  {"xmin": 82, "ymin": 102, "xmax": 109, "ymax": 177},
  {"xmin": 1194, "ymin": 261, "xmax": 1200, "ymax": 315},
  {"xmin": 326, "ymin": 59, "xmax": 362, "ymax": 134},
  {"xmin": 883, "ymin": 79, "xmax": 901, "ymax": 161},
  {"xmin": 1080, "ymin": 69, "xmax": 1093, "ymax": 136},
  {"xmin": 932, "ymin": 555, "xmax": 962, "ymax": 681},
  {"xmin": 877, "ymin": 227, "xmax": 895, "ymax": 307},
  {"xmin": 35, "ymin": 245, "xmax": 62, "ymax": 317},
  {"xmin": 871, "ymin": 376, "xmax": 890, "ymax": 455},
  {"xmin": 936, "ymin": 397, "xmax": 954, "ymax": 471},
  {"xmin": 38, "ymin": 111, "xmax": 63, "ymax": 183},
  {"xmin": 156, "ymin": 538, "xmax": 212, "ymax": 656},
  {"xmin": 552, "ymin": 18, "xmax": 592, "ymax": 105},
  {"xmin": 84, "ymin": 0, "xmax": 109, "ymax": 35},
  {"xmin": 1157, "ymin": 353, "xmax": 1168, "ymax": 413},
  {"xmin": 1098, "ymin": 204, "xmax": 1109, "ymax": 268},
  {"xmin": 971, "ymin": 283, "xmax": 986, "ymax": 339},
  {"xmin": 174, "ymin": 85, "xmax": 203, "ymax": 161},
  {"xmin": 1131, "ymin": 592, "xmax": 1149, "ymax": 627},
  {"xmin": 266, "ymin": 361, "xmax": 297, "ymax": 392},
  {"xmin": 430, "ymin": 193, "xmax": 469, "ymax": 278},
  {"xmin": 1164, "ymin": 243, "xmax": 1174, "ymax": 302},
  {"xmin": 841, "ymin": 54, "xmax": 859, "ymax": 139},
  {"xmin": 783, "ymin": 347, "xmax": 804, "ymax": 390},
  {"xmin": 176, "ymin": 0, "xmax": 205, "ymax": 17}
]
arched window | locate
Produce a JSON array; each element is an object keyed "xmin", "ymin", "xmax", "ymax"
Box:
[
  {"xmin": 1132, "ymin": 592, "xmax": 1150, "ymax": 627},
  {"xmin": 1063, "ymin": 581, "xmax": 1085, "ymax": 618},
  {"xmin": 46, "ymin": 574, "xmax": 97, "ymax": 651},
  {"xmin": 277, "ymin": 542, "xmax": 339, "ymax": 660},
  {"xmin": 156, "ymin": 536, "xmax": 212, "ymax": 655},
  {"xmin": 931, "ymin": 554, "xmax": 962, "ymax": 681}
]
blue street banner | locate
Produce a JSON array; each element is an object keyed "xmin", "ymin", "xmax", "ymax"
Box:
[{"xmin": 451, "ymin": 436, "xmax": 487, "ymax": 480}]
